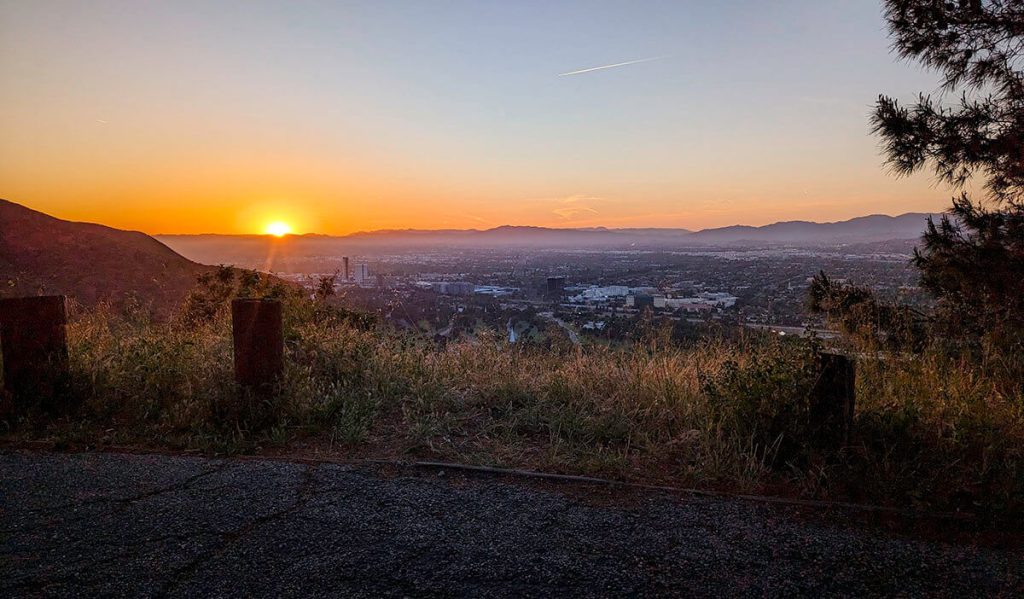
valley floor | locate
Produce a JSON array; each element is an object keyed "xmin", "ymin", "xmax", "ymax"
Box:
[{"xmin": 2, "ymin": 450, "xmax": 1021, "ymax": 597}]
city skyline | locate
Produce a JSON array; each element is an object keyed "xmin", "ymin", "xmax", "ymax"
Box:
[{"xmin": 2, "ymin": 1, "xmax": 953, "ymax": 235}]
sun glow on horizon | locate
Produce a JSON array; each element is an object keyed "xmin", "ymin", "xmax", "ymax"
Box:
[{"xmin": 264, "ymin": 221, "xmax": 292, "ymax": 237}]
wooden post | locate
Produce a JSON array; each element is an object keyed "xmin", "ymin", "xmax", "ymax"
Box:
[
  {"xmin": 0, "ymin": 295, "xmax": 69, "ymax": 408},
  {"xmin": 809, "ymin": 352, "xmax": 855, "ymax": 447},
  {"xmin": 231, "ymin": 298, "xmax": 283, "ymax": 392}
]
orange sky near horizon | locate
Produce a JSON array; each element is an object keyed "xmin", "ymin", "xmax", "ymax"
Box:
[
  {"xmin": 0, "ymin": 173, "xmax": 950, "ymax": 237},
  {"xmin": 0, "ymin": 1, "xmax": 955, "ymax": 236}
]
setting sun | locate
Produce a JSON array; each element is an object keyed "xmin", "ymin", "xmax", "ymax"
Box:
[{"xmin": 264, "ymin": 221, "xmax": 292, "ymax": 237}]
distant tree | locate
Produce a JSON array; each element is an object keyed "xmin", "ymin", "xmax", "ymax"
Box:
[
  {"xmin": 315, "ymin": 273, "xmax": 338, "ymax": 302},
  {"xmin": 807, "ymin": 272, "xmax": 927, "ymax": 351},
  {"xmin": 237, "ymin": 269, "xmax": 262, "ymax": 297},
  {"xmin": 871, "ymin": 0, "xmax": 1024, "ymax": 353},
  {"xmin": 181, "ymin": 266, "xmax": 293, "ymax": 323},
  {"xmin": 182, "ymin": 266, "xmax": 238, "ymax": 323}
]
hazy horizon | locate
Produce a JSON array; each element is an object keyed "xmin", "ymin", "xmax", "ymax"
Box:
[
  {"xmin": 0, "ymin": 197, "xmax": 932, "ymax": 238},
  {"xmin": 2, "ymin": 1, "xmax": 955, "ymax": 235},
  {"xmin": 147, "ymin": 210, "xmax": 932, "ymax": 238}
]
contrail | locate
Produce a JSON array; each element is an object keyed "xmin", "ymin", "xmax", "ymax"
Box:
[{"xmin": 558, "ymin": 55, "xmax": 666, "ymax": 77}]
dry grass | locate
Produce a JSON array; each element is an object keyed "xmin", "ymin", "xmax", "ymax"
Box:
[{"xmin": 3, "ymin": 300, "xmax": 1022, "ymax": 517}]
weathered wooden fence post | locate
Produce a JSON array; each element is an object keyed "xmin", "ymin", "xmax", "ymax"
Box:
[
  {"xmin": 0, "ymin": 295, "xmax": 69, "ymax": 409},
  {"xmin": 809, "ymin": 352, "xmax": 855, "ymax": 447},
  {"xmin": 231, "ymin": 298, "xmax": 283, "ymax": 392}
]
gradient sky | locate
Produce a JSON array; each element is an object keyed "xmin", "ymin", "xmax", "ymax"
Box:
[{"xmin": 1, "ymin": 0, "xmax": 954, "ymax": 235}]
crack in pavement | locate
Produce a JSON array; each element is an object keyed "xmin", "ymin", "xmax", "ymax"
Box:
[
  {"xmin": 18, "ymin": 462, "xmax": 233, "ymax": 516},
  {"xmin": 2, "ymin": 482, "xmax": 240, "ymax": 538},
  {"xmin": 2, "ymin": 463, "xmax": 237, "ymax": 596},
  {"xmin": 156, "ymin": 464, "xmax": 320, "ymax": 597},
  {"xmin": 4, "ymin": 453, "xmax": 1021, "ymax": 597},
  {"xmin": 0, "ymin": 533, "xmax": 222, "ymax": 595}
]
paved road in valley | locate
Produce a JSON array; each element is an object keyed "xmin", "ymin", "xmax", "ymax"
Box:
[{"xmin": 2, "ymin": 451, "xmax": 1021, "ymax": 597}]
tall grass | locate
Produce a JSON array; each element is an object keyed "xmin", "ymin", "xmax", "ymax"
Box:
[{"xmin": 4, "ymin": 301, "xmax": 1022, "ymax": 516}]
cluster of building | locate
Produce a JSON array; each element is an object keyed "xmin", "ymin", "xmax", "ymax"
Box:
[
  {"xmin": 413, "ymin": 280, "xmax": 519, "ymax": 297},
  {"xmin": 283, "ymin": 257, "xmax": 376, "ymax": 291},
  {"xmin": 425, "ymin": 281, "xmax": 476, "ymax": 296},
  {"xmin": 625, "ymin": 291, "xmax": 737, "ymax": 313},
  {"xmin": 340, "ymin": 257, "xmax": 372, "ymax": 285},
  {"xmin": 565, "ymin": 285, "xmax": 633, "ymax": 302},
  {"xmin": 562, "ymin": 283, "xmax": 738, "ymax": 314},
  {"xmin": 474, "ymin": 285, "xmax": 518, "ymax": 297}
]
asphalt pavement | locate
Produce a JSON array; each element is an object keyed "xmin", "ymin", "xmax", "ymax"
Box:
[{"xmin": 1, "ymin": 451, "xmax": 1021, "ymax": 597}]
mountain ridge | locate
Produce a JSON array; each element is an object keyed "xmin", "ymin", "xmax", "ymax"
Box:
[
  {"xmin": 689, "ymin": 213, "xmax": 933, "ymax": 243},
  {"xmin": 156, "ymin": 212, "xmax": 932, "ymax": 244},
  {"xmin": 152, "ymin": 212, "xmax": 935, "ymax": 266},
  {"xmin": 0, "ymin": 199, "xmax": 213, "ymax": 316}
]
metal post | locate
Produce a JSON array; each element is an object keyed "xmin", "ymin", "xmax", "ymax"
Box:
[
  {"xmin": 231, "ymin": 298, "xmax": 283, "ymax": 391},
  {"xmin": 809, "ymin": 352, "xmax": 855, "ymax": 447},
  {"xmin": 0, "ymin": 295, "xmax": 69, "ymax": 408}
]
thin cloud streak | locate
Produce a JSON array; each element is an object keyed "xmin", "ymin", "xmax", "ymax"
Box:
[{"xmin": 558, "ymin": 55, "xmax": 667, "ymax": 77}]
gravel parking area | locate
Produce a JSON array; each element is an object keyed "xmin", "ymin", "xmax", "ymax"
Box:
[{"xmin": 1, "ymin": 451, "xmax": 1021, "ymax": 597}]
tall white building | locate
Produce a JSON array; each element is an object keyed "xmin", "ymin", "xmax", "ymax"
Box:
[{"xmin": 354, "ymin": 263, "xmax": 369, "ymax": 284}]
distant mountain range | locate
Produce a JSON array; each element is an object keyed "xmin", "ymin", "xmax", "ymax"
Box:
[
  {"xmin": 0, "ymin": 199, "xmax": 935, "ymax": 311},
  {"xmin": 0, "ymin": 199, "xmax": 213, "ymax": 315},
  {"xmin": 342, "ymin": 224, "xmax": 696, "ymax": 245},
  {"xmin": 159, "ymin": 212, "xmax": 932, "ymax": 256},
  {"xmin": 338, "ymin": 214, "xmax": 932, "ymax": 245},
  {"xmin": 152, "ymin": 212, "xmax": 935, "ymax": 269},
  {"xmin": 689, "ymin": 213, "xmax": 933, "ymax": 244}
]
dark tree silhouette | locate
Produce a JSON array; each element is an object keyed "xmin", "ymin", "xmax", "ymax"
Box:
[
  {"xmin": 807, "ymin": 272, "xmax": 927, "ymax": 351},
  {"xmin": 315, "ymin": 273, "xmax": 338, "ymax": 302},
  {"xmin": 872, "ymin": 0, "xmax": 1024, "ymax": 352}
]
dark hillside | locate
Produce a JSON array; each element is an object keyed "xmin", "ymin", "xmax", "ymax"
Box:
[{"xmin": 0, "ymin": 199, "xmax": 213, "ymax": 315}]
